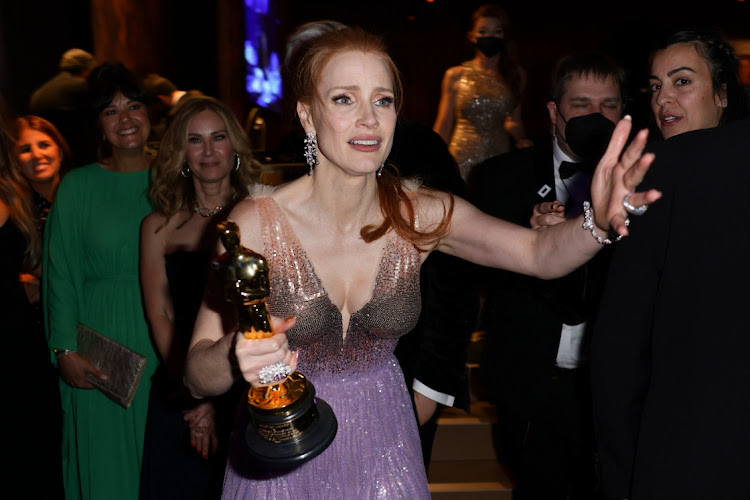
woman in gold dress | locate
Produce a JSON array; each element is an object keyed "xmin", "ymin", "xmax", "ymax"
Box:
[{"xmin": 433, "ymin": 4, "xmax": 531, "ymax": 188}]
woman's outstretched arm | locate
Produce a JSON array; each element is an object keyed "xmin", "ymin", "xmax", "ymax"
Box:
[{"xmin": 436, "ymin": 116, "xmax": 661, "ymax": 277}]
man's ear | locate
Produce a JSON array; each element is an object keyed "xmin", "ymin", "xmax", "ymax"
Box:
[
  {"xmin": 546, "ymin": 100, "xmax": 558, "ymax": 125},
  {"xmin": 297, "ymin": 101, "xmax": 314, "ymax": 132}
]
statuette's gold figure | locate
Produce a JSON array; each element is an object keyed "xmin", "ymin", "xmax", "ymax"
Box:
[{"xmin": 213, "ymin": 220, "xmax": 306, "ymax": 410}]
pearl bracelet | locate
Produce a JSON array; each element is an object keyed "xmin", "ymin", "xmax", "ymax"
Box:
[{"xmin": 582, "ymin": 201, "xmax": 628, "ymax": 245}]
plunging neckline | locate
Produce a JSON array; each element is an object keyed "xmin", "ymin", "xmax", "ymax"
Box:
[{"xmin": 265, "ymin": 196, "xmax": 392, "ymax": 338}]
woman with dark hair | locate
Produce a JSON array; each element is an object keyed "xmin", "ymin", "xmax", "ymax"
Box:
[
  {"xmin": 184, "ymin": 26, "xmax": 659, "ymax": 499},
  {"xmin": 647, "ymin": 28, "xmax": 745, "ymax": 139},
  {"xmin": 43, "ymin": 62, "xmax": 158, "ymax": 499},
  {"xmin": 433, "ymin": 3, "xmax": 531, "ymax": 188},
  {"xmin": 139, "ymin": 96, "xmax": 260, "ymax": 499}
]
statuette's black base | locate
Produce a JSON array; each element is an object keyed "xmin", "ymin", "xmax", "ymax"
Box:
[{"xmin": 244, "ymin": 380, "xmax": 337, "ymax": 468}]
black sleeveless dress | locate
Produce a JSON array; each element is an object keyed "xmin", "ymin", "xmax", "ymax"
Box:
[
  {"xmin": 3, "ymin": 220, "xmax": 64, "ymax": 499},
  {"xmin": 140, "ymin": 251, "xmax": 239, "ymax": 499}
]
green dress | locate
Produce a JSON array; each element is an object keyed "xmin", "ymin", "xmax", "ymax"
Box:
[{"xmin": 44, "ymin": 163, "xmax": 157, "ymax": 500}]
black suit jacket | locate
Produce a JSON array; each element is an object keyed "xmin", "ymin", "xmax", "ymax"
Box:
[
  {"xmin": 471, "ymin": 141, "xmax": 608, "ymax": 415},
  {"xmin": 591, "ymin": 119, "xmax": 750, "ymax": 499}
]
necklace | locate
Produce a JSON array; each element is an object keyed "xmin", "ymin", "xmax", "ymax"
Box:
[{"xmin": 194, "ymin": 193, "xmax": 237, "ymax": 218}]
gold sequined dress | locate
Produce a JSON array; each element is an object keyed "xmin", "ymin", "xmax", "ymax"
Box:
[
  {"xmin": 222, "ymin": 195, "xmax": 431, "ymax": 499},
  {"xmin": 448, "ymin": 61, "xmax": 518, "ymax": 182}
]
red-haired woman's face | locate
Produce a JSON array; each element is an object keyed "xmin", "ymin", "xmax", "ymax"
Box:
[
  {"xmin": 16, "ymin": 128, "xmax": 61, "ymax": 188},
  {"xmin": 300, "ymin": 50, "xmax": 397, "ymax": 177}
]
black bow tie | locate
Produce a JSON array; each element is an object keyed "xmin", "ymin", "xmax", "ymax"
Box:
[
  {"xmin": 560, "ymin": 160, "xmax": 596, "ymax": 180},
  {"xmin": 559, "ymin": 161, "xmax": 581, "ymax": 180}
]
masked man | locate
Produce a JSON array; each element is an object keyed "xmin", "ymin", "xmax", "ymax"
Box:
[{"xmin": 471, "ymin": 51, "xmax": 627, "ymax": 500}]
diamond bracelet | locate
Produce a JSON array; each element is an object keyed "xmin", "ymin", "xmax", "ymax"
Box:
[{"xmin": 582, "ymin": 201, "xmax": 628, "ymax": 245}]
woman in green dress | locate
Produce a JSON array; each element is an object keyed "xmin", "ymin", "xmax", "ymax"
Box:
[{"xmin": 44, "ymin": 62, "xmax": 158, "ymax": 500}]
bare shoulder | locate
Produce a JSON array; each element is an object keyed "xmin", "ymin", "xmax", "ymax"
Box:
[
  {"xmin": 227, "ymin": 195, "xmax": 261, "ymax": 226},
  {"xmin": 141, "ymin": 211, "xmax": 169, "ymax": 238},
  {"xmin": 226, "ymin": 195, "xmax": 264, "ymax": 251},
  {"xmin": 443, "ymin": 65, "xmax": 466, "ymax": 86},
  {"xmin": 410, "ymin": 186, "xmax": 456, "ymax": 229},
  {"xmin": 445, "ymin": 64, "xmax": 467, "ymax": 78},
  {"xmin": 139, "ymin": 212, "xmax": 170, "ymax": 265},
  {"xmin": 140, "ymin": 209, "xmax": 194, "ymax": 239}
]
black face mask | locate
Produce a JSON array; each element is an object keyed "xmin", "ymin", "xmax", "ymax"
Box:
[
  {"xmin": 474, "ymin": 37, "xmax": 506, "ymax": 58},
  {"xmin": 562, "ymin": 112, "xmax": 616, "ymax": 167}
]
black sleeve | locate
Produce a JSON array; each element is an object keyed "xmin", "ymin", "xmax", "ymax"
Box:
[{"xmin": 590, "ymin": 168, "xmax": 670, "ymax": 498}]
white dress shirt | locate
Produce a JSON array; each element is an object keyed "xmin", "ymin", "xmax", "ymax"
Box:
[{"xmin": 552, "ymin": 137, "xmax": 587, "ymax": 369}]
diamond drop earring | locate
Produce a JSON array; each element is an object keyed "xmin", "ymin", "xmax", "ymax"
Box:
[{"xmin": 304, "ymin": 132, "xmax": 319, "ymax": 175}]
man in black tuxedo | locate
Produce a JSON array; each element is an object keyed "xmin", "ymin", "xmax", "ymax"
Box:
[
  {"xmin": 472, "ymin": 51, "xmax": 627, "ymax": 499},
  {"xmin": 591, "ymin": 118, "xmax": 750, "ymax": 499}
]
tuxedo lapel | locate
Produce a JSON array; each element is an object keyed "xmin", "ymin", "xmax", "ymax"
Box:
[{"xmin": 533, "ymin": 142, "xmax": 557, "ymax": 203}]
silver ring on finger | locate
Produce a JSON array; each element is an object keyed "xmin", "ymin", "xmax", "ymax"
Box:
[
  {"xmin": 258, "ymin": 361, "xmax": 292, "ymax": 385},
  {"xmin": 623, "ymin": 192, "xmax": 648, "ymax": 216},
  {"xmin": 194, "ymin": 432, "xmax": 204, "ymax": 438}
]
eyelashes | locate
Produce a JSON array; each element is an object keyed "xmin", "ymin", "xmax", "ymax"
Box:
[
  {"xmin": 332, "ymin": 95, "xmax": 351, "ymax": 104},
  {"xmin": 332, "ymin": 95, "xmax": 394, "ymax": 107}
]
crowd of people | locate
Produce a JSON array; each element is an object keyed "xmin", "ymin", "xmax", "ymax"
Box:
[{"xmin": 1, "ymin": 3, "xmax": 749, "ymax": 500}]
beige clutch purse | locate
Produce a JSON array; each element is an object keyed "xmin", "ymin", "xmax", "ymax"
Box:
[{"xmin": 76, "ymin": 323, "xmax": 147, "ymax": 409}]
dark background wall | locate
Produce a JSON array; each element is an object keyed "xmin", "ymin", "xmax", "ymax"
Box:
[{"xmin": 1, "ymin": 0, "xmax": 748, "ymax": 154}]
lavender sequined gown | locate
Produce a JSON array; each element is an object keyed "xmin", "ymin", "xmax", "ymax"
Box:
[{"xmin": 222, "ymin": 196, "xmax": 431, "ymax": 500}]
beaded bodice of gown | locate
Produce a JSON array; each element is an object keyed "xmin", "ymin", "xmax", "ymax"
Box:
[
  {"xmin": 222, "ymin": 193, "xmax": 431, "ymax": 499},
  {"xmin": 449, "ymin": 61, "xmax": 518, "ymax": 181},
  {"xmin": 254, "ymin": 195, "xmax": 423, "ymax": 376}
]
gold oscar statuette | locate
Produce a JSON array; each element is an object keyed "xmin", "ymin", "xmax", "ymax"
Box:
[{"xmin": 212, "ymin": 220, "xmax": 337, "ymax": 467}]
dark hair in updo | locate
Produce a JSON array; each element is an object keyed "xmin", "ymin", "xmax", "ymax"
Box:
[{"xmin": 650, "ymin": 28, "xmax": 745, "ymax": 124}]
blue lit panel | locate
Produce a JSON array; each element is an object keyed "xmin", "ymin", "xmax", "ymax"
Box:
[{"xmin": 244, "ymin": 0, "xmax": 282, "ymax": 113}]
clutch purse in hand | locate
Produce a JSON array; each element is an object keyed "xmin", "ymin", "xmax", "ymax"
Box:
[{"xmin": 76, "ymin": 323, "xmax": 147, "ymax": 409}]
